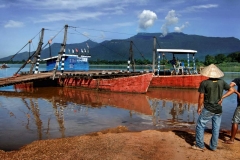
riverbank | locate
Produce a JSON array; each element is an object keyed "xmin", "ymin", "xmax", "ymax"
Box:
[{"xmin": 0, "ymin": 126, "xmax": 239, "ymax": 160}]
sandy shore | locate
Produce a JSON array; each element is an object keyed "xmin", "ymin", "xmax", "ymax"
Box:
[{"xmin": 0, "ymin": 126, "xmax": 240, "ymax": 160}]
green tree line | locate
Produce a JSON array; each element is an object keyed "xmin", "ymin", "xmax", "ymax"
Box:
[
  {"xmin": 1, "ymin": 52, "xmax": 239, "ymax": 66},
  {"xmin": 204, "ymin": 52, "xmax": 240, "ymax": 65}
]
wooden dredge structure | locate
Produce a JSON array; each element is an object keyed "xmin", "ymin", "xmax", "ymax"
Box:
[{"xmin": 0, "ymin": 24, "xmax": 153, "ymax": 93}]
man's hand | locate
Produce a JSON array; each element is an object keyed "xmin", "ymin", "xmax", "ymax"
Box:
[
  {"xmin": 197, "ymin": 108, "xmax": 202, "ymax": 115},
  {"xmin": 218, "ymin": 98, "xmax": 223, "ymax": 105}
]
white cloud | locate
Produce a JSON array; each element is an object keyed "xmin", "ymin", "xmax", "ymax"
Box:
[
  {"xmin": 4, "ymin": 20, "xmax": 24, "ymax": 28},
  {"xmin": 0, "ymin": 4, "xmax": 6, "ymax": 8},
  {"xmin": 165, "ymin": 10, "xmax": 179, "ymax": 25},
  {"xmin": 100, "ymin": 32, "xmax": 105, "ymax": 39},
  {"xmin": 103, "ymin": 5, "xmax": 125, "ymax": 15},
  {"xmin": 161, "ymin": 10, "xmax": 178, "ymax": 36},
  {"xmin": 34, "ymin": 11, "xmax": 104, "ymax": 23},
  {"xmin": 138, "ymin": 10, "xmax": 157, "ymax": 30},
  {"xmin": 114, "ymin": 22, "xmax": 134, "ymax": 27},
  {"xmin": 174, "ymin": 22, "xmax": 189, "ymax": 33},
  {"xmin": 184, "ymin": 4, "xmax": 218, "ymax": 12},
  {"xmin": 82, "ymin": 32, "xmax": 90, "ymax": 38},
  {"xmin": 191, "ymin": 4, "xmax": 218, "ymax": 9},
  {"xmin": 11, "ymin": 0, "xmax": 111, "ymax": 10},
  {"xmin": 10, "ymin": 0, "xmax": 138, "ymax": 10}
]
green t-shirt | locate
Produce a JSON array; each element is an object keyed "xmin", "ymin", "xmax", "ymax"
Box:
[{"xmin": 198, "ymin": 78, "xmax": 230, "ymax": 114}]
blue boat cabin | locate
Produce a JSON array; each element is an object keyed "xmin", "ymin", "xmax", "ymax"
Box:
[{"xmin": 43, "ymin": 55, "xmax": 91, "ymax": 71}]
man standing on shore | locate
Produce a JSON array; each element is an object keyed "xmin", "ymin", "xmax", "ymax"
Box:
[
  {"xmin": 223, "ymin": 78, "xmax": 240, "ymax": 144},
  {"xmin": 192, "ymin": 64, "xmax": 234, "ymax": 151}
]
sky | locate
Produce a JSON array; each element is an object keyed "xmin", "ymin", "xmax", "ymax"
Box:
[{"xmin": 0, "ymin": 0, "xmax": 240, "ymax": 58}]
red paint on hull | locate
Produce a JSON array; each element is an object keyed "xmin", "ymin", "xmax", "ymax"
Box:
[
  {"xmin": 150, "ymin": 75, "xmax": 208, "ymax": 89},
  {"xmin": 60, "ymin": 73, "xmax": 153, "ymax": 93},
  {"xmin": 147, "ymin": 88, "xmax": 199, "ymax": 104},
  {"xmin": 14, "ymin": 83, "xmax": 33, "ymax": 92}
]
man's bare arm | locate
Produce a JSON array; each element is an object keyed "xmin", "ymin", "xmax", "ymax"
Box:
[
  {"xmin": 197, "ymin": 93, "xmax": 204, "ymax": 115},
  {"xmin": 219, "ymin": 82, "xmax": 236, "ymax": 105}
]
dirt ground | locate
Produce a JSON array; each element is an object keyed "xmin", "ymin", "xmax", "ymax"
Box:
[{"xmin": 0, "ymin": 126, "xmax": 240, "ymax": 160}]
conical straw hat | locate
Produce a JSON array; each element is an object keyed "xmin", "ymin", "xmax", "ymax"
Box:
[{"xmin": 200, "ymin": 64, "xmax": 224, "ymax": 78}]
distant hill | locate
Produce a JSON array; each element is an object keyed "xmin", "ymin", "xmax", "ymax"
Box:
[{"xmin": 1, "ymin": 32, "xmax": 240, "ymax": 62}]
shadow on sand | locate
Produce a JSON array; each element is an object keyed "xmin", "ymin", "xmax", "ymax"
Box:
[{"xmin": 172, "ymin": 130, "xmax": 195, "ymax": 146}]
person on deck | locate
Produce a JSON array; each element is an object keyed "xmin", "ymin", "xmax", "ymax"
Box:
[
  {"xmin": 169, "ymin": 56, "xmax": 178, "ymax": 74},
  {"xmin": 223, "ymin": 78, "xmax": 240, "ymax": 144},
  {"xmin": 192, "ymin": 64, "xmax": 234, "ymax": 151},
  {"xmin": 171, "ymin": 56, "xmax": 177, "ymax": 66}
]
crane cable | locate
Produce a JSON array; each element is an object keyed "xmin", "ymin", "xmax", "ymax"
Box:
[
  {"xmin": 71, "ymin": 28, "xmax": 127, "ymax": 59},
  {"xmin": 9, "ymin": 30, "xmax": 41, "ymax": 61},
  {"xmin": 41, "ymin": 27, "xmax": 64, "ymax": 50},
  {"xmin": 17, "ymin": 27, "xmax": 64, "ymax": 73},
  {"xmin": 132, "ymin": 42, "xmax": 148, "ymax": 61}
]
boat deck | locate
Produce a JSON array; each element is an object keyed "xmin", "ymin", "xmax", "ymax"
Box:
[{"xmin": 0, "ymin": 70, "xmax": 151, "ymax": 88}]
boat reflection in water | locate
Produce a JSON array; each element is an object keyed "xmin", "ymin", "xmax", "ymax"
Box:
[
  {"xmin": 0, "ymin": 87, "xmax": 198, "ymax": 151},
  {"xmin": 146, "ymin": 88, "xmax": 198, "ymax": 128}
]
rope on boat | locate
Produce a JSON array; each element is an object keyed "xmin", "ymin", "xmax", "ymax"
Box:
[
  {"xmin": 9, "ymin": 30, "xmax": 41, "ymax": 61},
  {"xmin": 41, "ymin": 27, "xmax": 64, "ymax": 50}
]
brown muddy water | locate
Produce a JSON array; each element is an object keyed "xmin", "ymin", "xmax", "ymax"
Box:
[
  {"xmin": 0, "ymin": 65, "xmax": 239, "ymax": 151},
  {"xmin": 0, "ymin": 87, "xmax": 200, "ymax": 151}
]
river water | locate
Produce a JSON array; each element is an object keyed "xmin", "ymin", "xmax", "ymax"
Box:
[{"xmin": 0, "ymin": 64, "xmax": 239, "ymax": 151}]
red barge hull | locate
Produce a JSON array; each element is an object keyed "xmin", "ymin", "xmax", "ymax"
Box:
[
  {"xmin": 59, "ymin": 73, "xmax": 153, "ymax": 93},
  {"xmin": 150, "ymin": 75, "xmax": 208, "ymax": 89}
]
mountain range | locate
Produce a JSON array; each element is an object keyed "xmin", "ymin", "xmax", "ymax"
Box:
[{"xmin": 1, "ymin": 32, "xmax": 240, "ymax": 62}]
